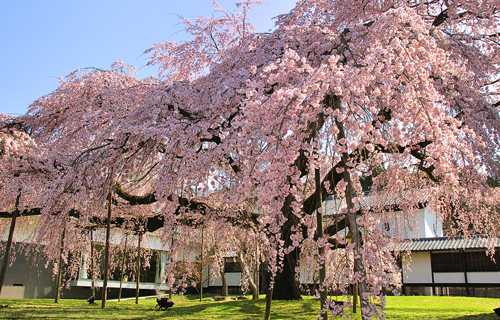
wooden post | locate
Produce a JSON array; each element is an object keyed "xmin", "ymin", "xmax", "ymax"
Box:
[
  {"xmin": 54, "ymin": 225, "xmax": 66, "ymax": 303},
  {"xmin": 135, "ymin": 232, "xmax": 142, "ymax": 304},
  {"xmin": 0, "ymin": 192, "xmax": 20, "ymax": 296},
  {"xmin": 101, "ymin": 192, "xmax": 112, "ymax": 309},
  {"xmin": 118, "ymin": 234, "xmax": 128, "ymax": 302}
]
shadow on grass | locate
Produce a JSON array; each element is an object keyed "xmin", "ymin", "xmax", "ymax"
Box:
[{"xmin": 449, "ymin": 313, "xmax": 498, "ymax": 320}]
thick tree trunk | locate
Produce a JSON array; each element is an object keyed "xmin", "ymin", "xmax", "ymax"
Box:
[
  {"xmin": 236, "ymin": 250, "xmax": 259, "ymax": 300},
  {"xmin": 272, "ymin": 195, "xmax": 302, "ymax": 300},
  {"xmin": 220, "ymin": 265, "xmax": 228, "ymax": 296}
]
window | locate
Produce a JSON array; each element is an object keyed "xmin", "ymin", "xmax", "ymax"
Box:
[{"xmin": 384, "ymin": 222, "xmax": 390, "ymax": 232}]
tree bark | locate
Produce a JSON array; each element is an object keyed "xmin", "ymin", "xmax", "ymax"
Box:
[
  {"xmin": 101, "ymin": 192, "xmax": 112, "ymax": 309},
  {"xmin": 199, "ymin": 227, "xmax": 203, "ymax": 302},
  {"xmin": 264, "ymin": 286, "xmax": 273, "ymax": 320},
  {"xmin": 220, "ymin": 260, "xmax": 228, "ymax": 296},
  {"xmin": 90, "ymin": 229, "xmax": 95, "ymax": 297},
  {"xmin": 338, "ymin": 121, "xmax": 368, "ymax": 316},
  {"xmin": 272, "ymin": 195, "xmax": 302, "ymax": 300},
  {"xmin": 253, "ymin": 239, "xmax": 260, "ymax": 299},
  {"xmin": 118, "ymin": 235, "xmax": 128, "ymax": 302},
  {"xmin": 135, "ymin": 232, "xmax": 141, "ymax": 304},
  {"xmin": 315, "ymin": 167, "xmax": 327, "ymax": 319},
  {"xmin": 0, "ymin": 193, "xmax": 20, "ymax": 296},
  {"xmin": 236, "ymin": 250, "xmax": 259, "ymax": 300},
  {"xmin": 54, "ymin": 226, "xmax": 66, "ymax": 303}
]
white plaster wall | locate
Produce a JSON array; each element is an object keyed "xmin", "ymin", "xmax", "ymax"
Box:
[
  {"xmin": 467, "ymin": 272, "xmax": 500, "ymax": 284},
  {"xmin": 398, "ymin": 208, "xmax": 424, "ymax": 239},
  {"xmin": 0, "ymin": 286, "xmax": 25, "ymax": 299},
  {"xmin": 403, "ymin": 252, "xmax": 432, "ymax": 284},
  {"xmin": 210, "ymin": 276, "xmax": 223, "ymax": 286},
  {"xmin": 396, "ymin": 206, "xmax": 442, "ymax": 239},
  {"xmin": 434, "ymin": 272, "xmax": 465, "ymax": 283},
  {"xmin": 226, "ymin": 272, "xmax": 244, "ymax": 286},
  {"xmin": 300, "ymin": 264, "xmax": 315, "ymax": 284},
  {"xmin": 423, "ymin": 206, "xmax": 442, "ymax": 237}
]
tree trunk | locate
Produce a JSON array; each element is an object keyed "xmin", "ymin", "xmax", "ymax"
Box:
[
  {"xmin": 90, "ymin": 229, "xmax": 95, "ymax": 297},
  {"xmin": 253, "ymin": 239, "xmax": 260, "ymax": 299},
  {"xmin": 353, "ymin": 283, "xmax": 358, "ymax": 313},
  {"xmin": 0, "ymin": 193, "xmax": 20, "ymax": 296},
  {"xmin": 135, "ymin": 232, "xmax": 141, "ymax": 304},
  {"xmin": 199, "ymin": 227, "xmax": 203, "ymax": 302},
  {"xmin": 101, "ymin": 192, "xmax": 112, "ymax": 309},
  {"xmin": 338, "ymin": 121, "xmax": 368, "ymax": 316},
  {"xmin": 236, "ymin": 250, "xmax": 259, "ymax": 300},
  {"xmin": 272, "ymin": 195, "xmax": 302, "ymax": 300},
  {"xmin": 118, "ymin": 235, "xmax": 128, "ymax": 302},
  {"xmin": 169, "ymin": 233, "xmax": 174, "ymax": 299},
  {"xmin": 54, "ymin": 226, "xmax": 66, "ymax": 303},
  {"xmin": 264, "ymin": 286, "xmax": 273, "ymax": 320},
  {"xmin": 220, "ymin": 263, "xmax": 228, "ymax": 296},
  {"xmin": 315, "ymin": 167, "xmax": 327, "ymax": 319}
]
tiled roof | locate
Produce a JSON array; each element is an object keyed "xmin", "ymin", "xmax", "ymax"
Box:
[
  {"xmin": 324, "ymin": 188, "xmax": 431, "ymax": 216},
  {"xmin": 221, "ymin": 251, "xmax": 237, "ymax": 258},
  {"xmin": 396, "ymin": 235, "xmax": 500, "ymax": 252}
]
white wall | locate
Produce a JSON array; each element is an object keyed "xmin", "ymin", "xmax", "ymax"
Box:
[
  {"xmin": 423, "ymin": 206, "xmax": 442, "ymax": 238},
  {"xmin": 434, "ymin": 272, "xmax": 464, "ymax": 283},
  {"xmin": 403, "ymin": 252, "xmax": 432, "ymax": 284},
  {"xmin": 467, "ymin": 272, "xmax": 500, "ymax": 284},
  {"xmin": 207, "ymin": 272, "xmax": 243, "ymax": 287},
  {"xmin": 392, "ymin": 206, "xmax": 442, "ymax": 239}
]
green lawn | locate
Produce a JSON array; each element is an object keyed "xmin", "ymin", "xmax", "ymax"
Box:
[{"xmin": 0, "ymin": 295, "xmax": 498, "ymax": 319}]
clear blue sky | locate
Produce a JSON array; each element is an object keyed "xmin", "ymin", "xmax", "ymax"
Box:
[{"xmin": 0, "ymin": 0, "xmax": 297, "ymax": 116}]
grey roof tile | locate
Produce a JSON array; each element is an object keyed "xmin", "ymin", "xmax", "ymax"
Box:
[{"xmin": 396, "ymin": 235, "xmax": 500, "ymax": 251}]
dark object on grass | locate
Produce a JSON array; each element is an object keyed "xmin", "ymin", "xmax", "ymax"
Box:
[
  {"xmin": 329, "ymin": 300, "xmax": 345, "ymax": 310},
  {"xmin": 494, "ymin": 307, "xmax": 500, "ymax": 317},
  {"xmin": 155, "ymin": 297, "xmax": 174, "ymax": 311},
  {"xmin": 87, "ymin": 296, "xmax": 95, "ymax": 304}
]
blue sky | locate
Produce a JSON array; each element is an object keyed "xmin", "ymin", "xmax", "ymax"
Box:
[{"xmin": 0, "ymin": 0, "xmax": 297, "ymax": 116}]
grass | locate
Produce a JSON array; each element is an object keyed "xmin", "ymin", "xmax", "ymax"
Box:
[{"xmin": 0, "ymin": 295, "xmax": 498, "ymax": 319}]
